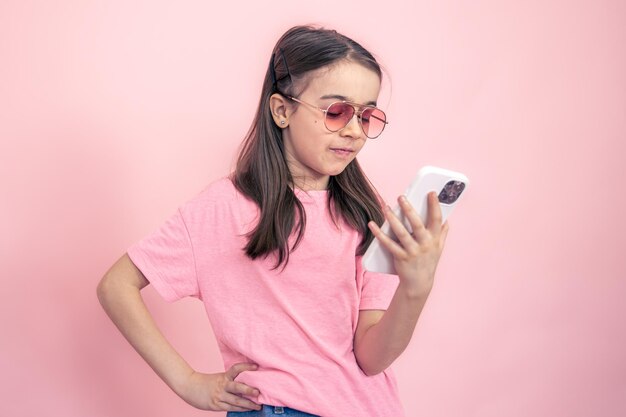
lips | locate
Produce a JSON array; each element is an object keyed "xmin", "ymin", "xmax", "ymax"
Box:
[{"xmin": 330, "ymin": 147, "xmax": 355, "ymax": 159}]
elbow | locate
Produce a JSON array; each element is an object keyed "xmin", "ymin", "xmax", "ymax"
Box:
[
  {"xmin": 355, "ymin": 353, "xmax": 385, "ymax": 377},
  {"xmin": 96, "ymin": 274, "xmax": 116, "ymax": 307},
  {"xmin": 96, "ymin": 276, "xmax": 109, "ymax": 305},
  {"xmin": 360, "ymin": 364, "xmax": 385, "ymax": 377},
  {"xmin": 363, "ymin": 363, "xmax": 386, "ymax": 377}
]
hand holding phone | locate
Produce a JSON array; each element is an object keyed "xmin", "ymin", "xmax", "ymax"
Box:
[{"xmin": 362, "ymin": 166, "xmax": 469, "ymax": 274}]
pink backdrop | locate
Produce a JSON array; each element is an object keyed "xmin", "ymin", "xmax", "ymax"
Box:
[{"xmin": 1, "ymin": 1, "xmax": 625, "ymax": 416}]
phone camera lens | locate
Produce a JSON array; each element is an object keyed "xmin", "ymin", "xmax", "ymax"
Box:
[{"xmin": 453, "ymin": 182, "xmax": 466, "ymax": 193}]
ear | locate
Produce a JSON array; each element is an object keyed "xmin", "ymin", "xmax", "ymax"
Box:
[{"xmin": 269, "ymin": 93, "xmax": 291, "ymax": 128}]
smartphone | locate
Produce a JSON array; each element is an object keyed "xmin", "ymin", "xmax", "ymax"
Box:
[{"xmin": 362, "ymin": 166, "xmax": 469, "ymax": 274}]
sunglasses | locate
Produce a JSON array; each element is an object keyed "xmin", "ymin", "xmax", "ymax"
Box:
[{"xmin": 285, "ymin": 95, "xmax": 388, "ymax": 139}]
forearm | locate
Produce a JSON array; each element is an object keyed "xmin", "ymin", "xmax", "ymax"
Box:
[
  {"xmin": 354, "ymin": 283, "xmax": 430, "ymax": 375},
  {"xmin": 97, "ymin": 277, "xmax": 193, "ymax": 395}
]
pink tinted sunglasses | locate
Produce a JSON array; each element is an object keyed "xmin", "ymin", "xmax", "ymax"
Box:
[{"xmin": 286, "ymin": 95, "xmax": 388, "ymax": 139}]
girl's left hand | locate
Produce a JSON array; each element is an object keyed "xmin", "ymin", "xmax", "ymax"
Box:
[{"xmin": 368, "ymin": 192, "xmax": 449, "ymax": 296}]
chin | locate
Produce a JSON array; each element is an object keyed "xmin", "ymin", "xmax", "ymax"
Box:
[{"xmin": 327, "ymin": 167, "xmax": 349, "ymax": 177}]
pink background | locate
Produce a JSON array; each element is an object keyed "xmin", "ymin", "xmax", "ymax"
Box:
[{"xmin": 1, "ymin": 1, "xmax": 625, "ymax": 416}]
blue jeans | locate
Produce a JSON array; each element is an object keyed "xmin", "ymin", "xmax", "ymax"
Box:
[{"xmin": 226, "ymin": 404, "xmax": 320, "ymax": 416}]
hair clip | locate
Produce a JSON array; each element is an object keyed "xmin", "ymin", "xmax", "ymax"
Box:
[{"xmin": 270, "ymin": 48, "xmax": 292, "ymax": 92}]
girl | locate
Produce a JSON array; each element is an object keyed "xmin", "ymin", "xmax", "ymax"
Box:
[{"xmin": 97, "ymin": 25, "xmax": 449, "ymax": 417}]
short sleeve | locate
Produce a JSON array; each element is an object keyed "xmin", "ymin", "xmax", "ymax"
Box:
[
  {"xmin": 127, "ymin": 206, "xmax": 199, "ymax": 302},
  {"xmin": 356, "ymin": 255, "xmax": 399, "ymax": 310}
]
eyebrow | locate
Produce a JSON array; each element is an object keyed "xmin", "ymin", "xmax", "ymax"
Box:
[{"xmin": 319, "ymin": 94, "xmax": 377, "ymax": 107}]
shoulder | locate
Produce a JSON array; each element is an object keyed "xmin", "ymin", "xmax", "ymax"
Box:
[
  {"xmin": 179, "ymin": 176, "xmax": 256, "ymax": 218},
  {"xmin": 197, "ymin": 176, "xmax": 240, "ymax": 202}
]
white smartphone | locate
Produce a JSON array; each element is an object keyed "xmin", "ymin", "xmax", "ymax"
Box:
[{"xmin": 362, "ymin": 166, "xmax": 469, "ymax": 274}]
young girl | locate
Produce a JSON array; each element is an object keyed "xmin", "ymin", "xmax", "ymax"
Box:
[{"xmin": 98, "ymin": 25, "xmax": 449, "ymax": 417}]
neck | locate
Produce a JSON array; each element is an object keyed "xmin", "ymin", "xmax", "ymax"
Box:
[{"xmin": 292, "ymin": 175, "xmax": 329, "ymax": 191}]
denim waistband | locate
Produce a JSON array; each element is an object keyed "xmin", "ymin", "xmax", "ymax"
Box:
[{"xmin": 226, "ymin": 404, "xmax": 319, "ymax": 416}]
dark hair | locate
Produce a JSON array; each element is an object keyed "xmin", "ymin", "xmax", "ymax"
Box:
[{"xmin": 232, "ymin": 25, "xmax": 385, "ymax": 269}]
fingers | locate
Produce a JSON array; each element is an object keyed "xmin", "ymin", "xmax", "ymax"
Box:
[
  {"xmin": 221, "ymin": 362, "xmax": 262, "ymax": 411},
  {"xmin": 217, "ymin": 399, "xmax": 261, "ymax": 413},
  {"xmin": 398, "ymin": 192, "xmax": 444, "ymax": 240},
  {"xmin": 226, "ymin": 380, "xmax": 260, "ymax": 398},
  {"xmin": 221, "ymin": 381, "xmax": 262, "ymax": 411},
  {"xmin": 424, "ymin": 191, "xmax": 443, "ymax": 231},
  {"xmin": 397, "ymin": 195, "xmax": 428, "ymax": 242},
  {"xmin": 217, "ymin": 402, "xmax": 259, "ymax": 412},
  {"xmin": 368, "ymin": 220, "xmax": 407, "ymax": 259},
  {"xmin": 229, "ymin": 380, "xmax": 260, "ymax": 398},
  {"xmin": 369, "ymin": 193, "xmax": 447, "ymax": 256},
  {"xmin": 225, "ymin": 362, "xmax": 258, "ymax": 380},
  {"xmin": 225, "ymin": 362, "xmax": 261, "ymax": 398},
  {"xmin": 439, "ymin": 220, "xmax": 450, "ymax": 249}
]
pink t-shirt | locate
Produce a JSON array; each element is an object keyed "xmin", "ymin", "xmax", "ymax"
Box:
[{"xmin": 126, "ymin": 177, "xmax": 404, "ymax": 417}]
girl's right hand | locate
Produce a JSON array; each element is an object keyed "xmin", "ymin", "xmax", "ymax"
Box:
[{"xmin": 178, "ymin": 362, "xmax": 263, "ymax": 412}]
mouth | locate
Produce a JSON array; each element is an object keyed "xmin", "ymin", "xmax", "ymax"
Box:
[{"xmin": 330, "ymin": 147, "xmax": 355, "ymax": 158}]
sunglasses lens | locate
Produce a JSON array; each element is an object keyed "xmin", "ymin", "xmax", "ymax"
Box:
[
  {"xmin": 325, "ymin": 102, "xmax": 354, "ymax": 131},
  {"xmin": 361, "ymin": 107, "xmax": 387, "ymax": 138}
]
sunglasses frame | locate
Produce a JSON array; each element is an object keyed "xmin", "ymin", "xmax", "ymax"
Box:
[{"xmin": 285, "ymin": 95, "xmax": 388, "ymax": 139}]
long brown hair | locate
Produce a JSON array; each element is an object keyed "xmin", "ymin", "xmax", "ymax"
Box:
[{"xmin": 232, "ymin": 25, "xmax": 385, "ymax": 269}]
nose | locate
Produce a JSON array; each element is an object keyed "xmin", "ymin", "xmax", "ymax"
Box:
[{"xmin": 339, "ymin": 113, "xmax": 364, "ymax": 139}]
